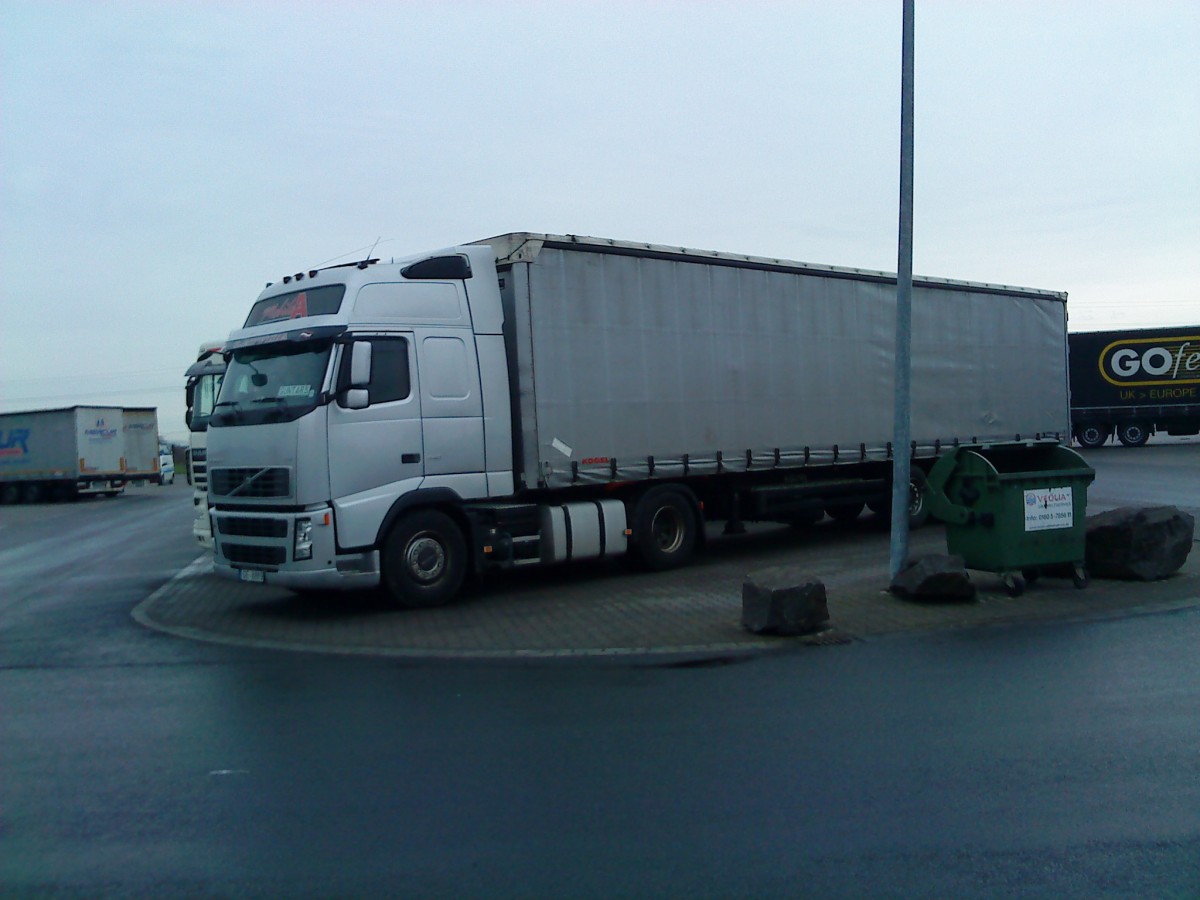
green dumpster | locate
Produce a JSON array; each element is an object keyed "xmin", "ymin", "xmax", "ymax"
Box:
[{"xmin": 925, "ymin": 444, "xmax": 1096, "ymax": 596}]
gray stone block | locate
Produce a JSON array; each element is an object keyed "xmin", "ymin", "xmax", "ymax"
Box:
[
  {"xmin": 890, "ymin": 554, "xmax": 976, "ymax": 601},
  {"xmin": 1085, "ymin": 506, "xmax": 1195, "ymax": 581},
  {"xmin": 741, "ymin": 566, "xmax": 829, "ymax": 636}
]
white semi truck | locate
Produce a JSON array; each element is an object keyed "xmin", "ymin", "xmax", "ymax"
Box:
[
  {"xmin": 185, "ymin": 342, "xmax": 226, "ymax": 547},
  {"xmin": 0, "ymin": 405, "xmax": 162, "ymax": 503},
  {"xmin": 207, "ymin": 233, "xmax": 1070, "ymax": 607}
]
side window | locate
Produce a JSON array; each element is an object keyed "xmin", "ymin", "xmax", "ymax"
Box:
[
  {"xmin": 338, "ymin": 338, "xmax": 411, "ymax": 406},
  {"xmin": 370, "ymin": 339, "xmax": 411, "ymax": 403}
]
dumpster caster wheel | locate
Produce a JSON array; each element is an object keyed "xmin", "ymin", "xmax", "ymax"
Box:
[
  {"xmin": 1072, "ymin": 565, "xmax": 1090, "ymax": 589},
  {"xmin": 1021, "ymin": 568, "xmax": 1041, "ymax": 585},
  {"xmin": 1002, "ymin": 573, "xmax": 1026, "ymax": 597}
]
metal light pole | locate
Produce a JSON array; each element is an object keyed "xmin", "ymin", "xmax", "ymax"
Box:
[{"xmin": 889, "ymin": 0, "xmax": 915, "ymax": 580}]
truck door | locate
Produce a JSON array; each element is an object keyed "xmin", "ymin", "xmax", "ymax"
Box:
[{"xmin": 327, "ymin": 334, "xmax": 423, "ymax": 503}]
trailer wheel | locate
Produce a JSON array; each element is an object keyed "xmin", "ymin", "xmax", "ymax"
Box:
[
  {"xmin": 0, "ymin": 483, "xmax": 18, "ymax": 505},
  {"xmin": 381, "ymin": 510, "xmax": 467, "ymax": 608},
  {"xmin": 21, "ymin": 483, "xmax": 43, "ymax": 505},
  {"xmin": 631, "ymin": 486, "xmax": 699, "ymax": 571},
  {"xmin": 1074, "ymin": 424, "xmax": 1109, "ymax": 449},
  {"xmin": 866, "ymin": 473, "xmax": 929, "ymax": 529},
  {"xmin": 1117, "ymin": 422, "xmax": 1150, "ymax": 447}
]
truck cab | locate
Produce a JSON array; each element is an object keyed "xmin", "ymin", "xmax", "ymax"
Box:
[
  {"xmin": 186, "ymin": 342, "xmax": 227, "ymax": 547},
  {"xmin": 206, "ymin": 245, "xmax": 512, "ymax": 601}
]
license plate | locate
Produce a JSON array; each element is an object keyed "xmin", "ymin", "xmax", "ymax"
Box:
[{"xmin": 238, "ymin": 569, "xmax": 265, "ymax": 583}]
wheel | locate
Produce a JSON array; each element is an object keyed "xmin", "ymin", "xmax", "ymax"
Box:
[
  {"xmin": 1002, "ymin": 573, "xmax": 1026, "ymax": 597},
  {"xmin": 1021, "ymin": 567, "xmax": 1041, "ymax": 585},
  {"xmin": 20, "ymin": 483, "xmax": 43, "ymax": 504},
  {"xmin": 1117, "ymin": 422, "xmax": 1149, "ymax": 447},
  {"xmin": 1072, "ymin": 565, "xmax": 1090, "ymax": 590},
  {"xmin": 381, "ymin": 510, "xmax": 468, "ymax": 608},
  {"xmin": 1074, "ymin": 424, "xmax": 1109, "ymax": 449},
  {"xmin": 631, "ymin": 486, "xmax": 700, "ymax": 571},
  {"xmin": 826, "ymin": 502, "xmax": 865, "ymax": 524},
  {"xmin": 0, "ymin": 483, "xmax": 18, "ymax": 504},
  {"xmin": 908, "ymin": 471, "xmax": 930, "ymax": 528}
]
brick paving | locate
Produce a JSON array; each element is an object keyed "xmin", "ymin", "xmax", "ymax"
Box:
[{"xmin": 133, "ymin": 520, "xmax": 1200, "ymax": 660}]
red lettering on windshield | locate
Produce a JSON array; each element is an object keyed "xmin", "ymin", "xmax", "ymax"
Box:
[{"xmin": 259, "ymin": 293, "xmax": 308, "ymax": 322}]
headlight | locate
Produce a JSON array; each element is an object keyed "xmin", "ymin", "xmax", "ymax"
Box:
[{"xmin": 294, "ymin": 518, "xmax": 313, "ymax": 561}]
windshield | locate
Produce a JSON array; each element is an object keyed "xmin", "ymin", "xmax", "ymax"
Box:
[
  {"xmin": 186, "ymin": 372, "xmax": 225, "ymax": 433},
  {"xmin": 211, "ymin": 341, "xmax": 333, "ymax": 427}
]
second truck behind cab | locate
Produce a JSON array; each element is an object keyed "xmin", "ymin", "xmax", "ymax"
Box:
[
  {"xmin": 1069, "ymin": 327, "xmax": 1200, "ymax": 447},
  {"xmin": 206, "ymin": 233, "xmax": 1071, "ymax": 607}
]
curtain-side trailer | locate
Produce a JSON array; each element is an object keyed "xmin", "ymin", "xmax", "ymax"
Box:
[
  {"xmin": 206, "ymin": 233, "xmax": 1070, "ymax": 607},
  {"xmin": 1068, "ymin": 327, "xmax": 1200, "ymax": 447}
]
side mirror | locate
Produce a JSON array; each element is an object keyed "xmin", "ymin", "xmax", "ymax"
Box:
[
  {"xmin": 344, "ymin": 388, "xmax": 370, "ymax": 410},
  {"xmin": 350, "ymin": 341, "xmax": 372, "ymax": 388}
]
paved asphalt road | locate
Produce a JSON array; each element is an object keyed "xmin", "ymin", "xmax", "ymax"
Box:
[{"xmin": 1, "ymin": 443, "xmax": 1198, "ymax": 898}]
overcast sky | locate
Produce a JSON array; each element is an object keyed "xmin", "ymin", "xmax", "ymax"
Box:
[{"xmin": 2, "ymin": 1, "xmax": 1197, "ymax": 440}]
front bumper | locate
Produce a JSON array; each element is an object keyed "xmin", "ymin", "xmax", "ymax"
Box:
[{"xmin": 211, "ymin": 505, "xmax": 380, "ymax": 591}]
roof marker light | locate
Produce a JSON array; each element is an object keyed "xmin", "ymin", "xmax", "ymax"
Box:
[{"xmin": 283, "ymin": 276, "xmax": 292, "ymax": 284}]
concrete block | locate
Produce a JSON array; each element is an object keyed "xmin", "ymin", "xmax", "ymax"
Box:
[
  {"xmin": 1085, "ymin": 506, "xmax": 1195, "ymax": 581},
  {"xmin": 890, "ymin": 554, "xmax": 976, "ymax": 601},
  {"xmin": 742, "ymin": 566, "xmax": 829, "ymax": 636}
]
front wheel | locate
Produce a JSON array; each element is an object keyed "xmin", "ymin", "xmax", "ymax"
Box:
[
  {"xmin": 631, "ymin": 486, "xmax": 700, "ymax": 571},
  {"xmin": 381, "ymin": 510, "xmax": 468, "ymax": 608},
  {"xmin": 1117, "ymin": 422, "xmax": 1150, "ymax": 447}
]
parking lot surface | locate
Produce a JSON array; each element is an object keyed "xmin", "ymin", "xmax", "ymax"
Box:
[{"xmin": 135, "ymin": 518, "xmax": 1200, "ymax": 660}]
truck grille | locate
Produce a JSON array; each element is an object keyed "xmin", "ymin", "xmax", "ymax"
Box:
[
  {"xmin": 191, "ymin": 448, "xmax": 208, "ymax": 489},
  {"xmin": 218, "ymin": 517, "xmax": 288, "ymax": 538},
  {"xmin": 222, "ymin": 543, "xmax": 287, "ymax": 566},
  {"xmin": 210, "ymin": 467, "xmax": 290, "ymax": 498}
]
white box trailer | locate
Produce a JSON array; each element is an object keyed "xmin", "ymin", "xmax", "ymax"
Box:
[
  {"xmin": 0, "ymin": 405, "xmax": 163, "ymax": 503},
  {"xmin": 206, "ymin": 233, "xmax": 1070, "ymax": 607}
]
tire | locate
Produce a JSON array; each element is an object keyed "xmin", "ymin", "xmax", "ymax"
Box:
[
  {"xmin": 826, "ymin": 502, "xmax": 865, "ymax": 524},
  {"xmin": 908, "ymin": 471, "xmax": 930, "ymax": 529},
  {"xmin": 631, "ymin": 486, "xmax": 700, "ymax": 571},
  {"xmin": 1074, "ymin": 424, "xmax": 1109, "ymax": 449},
  {"xmin": 871, "ymin": 473, "xmax": 930, "ymax": 528},
  {"xmin": 1117, "ymin": 422, "xmax": 1150, "ymax": 447},
  {"xmin": 0, "ymin": 483, "xmax": 18, "ymax": 505},
  {"xmin": 381, "ymin": 510, "xmax": 468, "ymax": 608},
  {"xmin": 1002, "ymin": 573, "xmax": 1026, "ymax": 597},
  {"xmin": 20, "ymin": 483, "xmax": 43, "ymax": 504}
]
